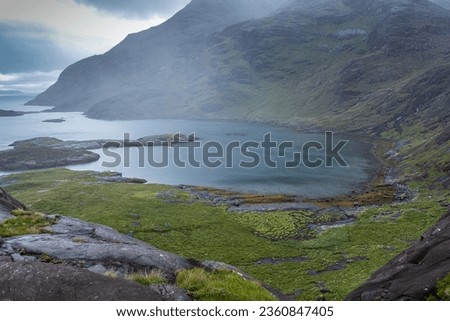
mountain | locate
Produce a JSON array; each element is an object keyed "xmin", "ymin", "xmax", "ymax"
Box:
[
  {"xmin": 28, "ymin": 0, "xmax": 450, "ymax": 139},
  {"xmin": 27, "ymin": 0, "xmax": 291, "ymax": 115},
  {"xmin": 28, "ymin": 0, "xmax": 450, "ymax": 135}
]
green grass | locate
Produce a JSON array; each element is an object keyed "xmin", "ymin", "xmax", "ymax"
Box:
[
  {"xmin": 3, "ymin": 168, "xmax": 447, "ymax": 300},
  {"xmin": 127, "ymin": 270, "xmax": 168, "ymax": 286},
  {"xmin": 231, "ymin": 211, "xmax": 314, "ymax": 240},
  {"xmin": 0, "ymin": 209, "xmax": 55, "ymax": 237},
  {"xmin": 436, "ymin": 274, "xmax": 450, "ymax": 300},
  {"xmin": 176, "ymin": 268, "xmax": 275, "ymax": 301}
]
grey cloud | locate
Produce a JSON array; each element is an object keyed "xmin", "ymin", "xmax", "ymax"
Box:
[
  {"xmin": 0, "ymin": 70, "xmax": 61, "ymax": 94},
  {"xmin": 74, "ymin": 0, "xmax": 191, "ymax": 19},
  {"xmin": 0, "ymin": 22, "xmax": 79, "ymax": 74}
]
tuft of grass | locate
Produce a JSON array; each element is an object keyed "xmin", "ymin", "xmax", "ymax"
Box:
[
  {"xmin": 104, "ymin": 270, "xmax": 119, "ymax": 279},
  {"xmin": 72, "ymin": 236, "xmax": 89, "ymax": 243},
  {"xmin": 436, "ymin": 273, "xmax": 450, "ymax": 301},
  {"xmin": 0, "ymin": 210, "xmax": 55, "ymax": 237},
  {"xmin": 127, "ymin": 270, "xmax": 168, "ymax": 286},
  {"xmin": 176, "ymin": 268, "xmax": 275, "ymax": 301}
]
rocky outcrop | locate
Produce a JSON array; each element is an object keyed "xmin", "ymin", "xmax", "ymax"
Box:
[
  {"xmin": 42, "ymin": 118, "xmax": 66, "ymax": 123},
  {"xmin": 346, "ymin": 209, "xmax": 450, "ymax": 300},
  {"xmin": 0, "ymin": 187, "xmax": 198, "ymax": 300},
  {"xmin": 0, "ymin": 146, "xmax": 100, "ymax": 171},
  {"xmin": 0, "ymin": 262, "xmax": 189, "ymax": 301},
  {"xmin": 9, "ymin": 134, "xmax": 197, "ymax": 150},
  {"xmin": 0, "ymin": 187, "xmax": 26, "ymax": 222},
  {"xmin": 0, "ymin": 188, "xmax": 198, "ymax": 300},
  {"xmin": 1, "ymin": 215, "xmax": 198, "ymax": 279},
  {"xmin": 0, "ymin": 109, "xmax": 24, "ymax": 117}
]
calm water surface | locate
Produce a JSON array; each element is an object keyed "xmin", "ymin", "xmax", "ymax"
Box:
[{"xmin": 0, "ymin": 96, "xmax": 377, "ymax": 197}]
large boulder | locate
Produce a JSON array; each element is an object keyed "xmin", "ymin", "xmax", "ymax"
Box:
[
  {"xmin": 0, "ymin": 262, "xmax": 189, "ymax": 301},
  {"xmin": 2, "ymin": 216, "xmax": 198, "ymax": 279}
]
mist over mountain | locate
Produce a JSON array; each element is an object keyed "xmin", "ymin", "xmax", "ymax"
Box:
[{"xmin": 29, "ymin": 0, "xmax": 450, "ymax": 136}]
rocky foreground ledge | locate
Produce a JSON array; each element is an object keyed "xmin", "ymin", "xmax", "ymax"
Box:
[
  {"xmin": 0, "ymin": 188, "xmax": 193, "ymax": 300},
  {"xmin": 0, "ymin": 188, "xmax": 274, "ymax": 301},
  {"xmin": 0, "ymin": 217, "xmax": 194, "ymax": 301},
  {"xmin": 0, "ymin": 134, "xmax": 196, "ymax": 171}
]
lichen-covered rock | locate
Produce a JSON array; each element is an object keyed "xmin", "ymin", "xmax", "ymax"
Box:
[{"xmin": 2, "ymin": 216, "xmax": 197, "ymax": 278}]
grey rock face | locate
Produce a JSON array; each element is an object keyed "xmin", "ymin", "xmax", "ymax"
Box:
[
  {"xmin": 0, "ymin": 262, "xmax": 179, "ymax": 301},
  {"xmin": 2, "ymin": 216, "xmax": 197, "ymax": 277}
]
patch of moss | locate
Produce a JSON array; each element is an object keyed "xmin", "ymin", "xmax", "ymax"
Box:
[
  {"xmin": 0, "ymin": 210, "xmax": 55, "ymax": 237},
  {"xmin": 232, "ymin": 211, "xmax": 314, "ymax": 240},
  {"xmin": 436, "ymin": 273, "xmax": 450, "ymax": 301},
  {"xmin": 39, "ymin": 253, "xmax": 64, "ymax": 264},
  {"xmin": 176, "ymin": 268, "xmax": 275, "ymax": 301}
]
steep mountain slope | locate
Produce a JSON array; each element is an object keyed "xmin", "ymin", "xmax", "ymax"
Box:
[
  {"xmin": 27, "ymin": 0, "xmax": 290, "ymax": 115},
  {"xmin": 28, "ymin": 0, "xmax": 450, "ymax": 137}
]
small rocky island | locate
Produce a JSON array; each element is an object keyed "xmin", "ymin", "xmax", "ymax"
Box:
[
  {"xmin": 0, "ymin": 134, "xmax": 196, "ymax": 171},
  {"xmin": 42, "ymin": 118, "xmax": 66, "ymax": 123},
  {"xmin": 0, "ymin": 109, "xmax": 25, "ymax": 117}
]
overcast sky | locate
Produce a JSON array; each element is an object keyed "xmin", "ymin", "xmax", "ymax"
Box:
[{"xmin": 0, "ymin": 0, "xmax": 190, "ymax": 93}]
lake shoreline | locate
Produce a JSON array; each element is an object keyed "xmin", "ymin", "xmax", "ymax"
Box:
[
  {"xmin": 83, "ymin": 113, "xmax": 389, "ymax": 195},
  {"xmin": 1, "ymin": 98, "xmax": 392, "ymax": 201}
]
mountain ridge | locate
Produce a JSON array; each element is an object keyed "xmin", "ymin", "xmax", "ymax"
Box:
[{"xmin": 27, "ymin": 0, "xmax": 450, "ymax": 140}]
